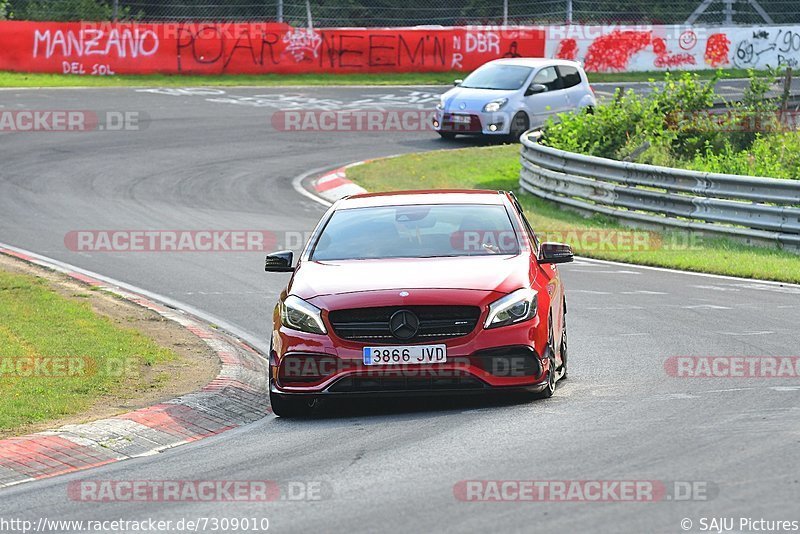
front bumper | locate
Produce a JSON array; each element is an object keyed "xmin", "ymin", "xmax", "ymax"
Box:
[
  {"xmin": 432, "ymin": 109, "xmax": 512, "ymax": 135},
  {"xmin": 271, "ymin": 318, "xmax": 551, "ymax": 397},
  {"xmin": 269, "ymin": 376, "xmax": 551, "ymax": 398}
]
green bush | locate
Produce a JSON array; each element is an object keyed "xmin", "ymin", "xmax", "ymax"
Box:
[
  {"xmin": 684, "ymin": 134, "xmax": 800, "ymax": 180},
  {"xmin": 542, "ymin": 71, "xmax": 726, "ymax": 161},
  {"xmin": 542, "ymin": 70, "xmax": 798, "ymax": 180},
  {"xmin": 0, "ymin": 0, "xmax": 9, "ymax": 19}
]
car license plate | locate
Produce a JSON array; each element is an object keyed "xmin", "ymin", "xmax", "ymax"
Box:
[
  {"xmin": 449, "ymin": 115, "xmax": 471, "ymax": 124},
  {"xmin": 363, "ymin": 345, "xmax": 447, "ymax": 366}
]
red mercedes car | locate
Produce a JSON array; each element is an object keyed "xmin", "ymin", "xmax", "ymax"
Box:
[{"xmin": 265, "ymin": 190, "xmax": 573, "ymax": 417}]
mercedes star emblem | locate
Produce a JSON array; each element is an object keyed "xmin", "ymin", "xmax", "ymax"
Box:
[{"xmin": 389, "ymin": 310, "xmax": 420, "ymax": 340}]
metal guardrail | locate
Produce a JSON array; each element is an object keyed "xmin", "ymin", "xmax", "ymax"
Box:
[{"xmin": 518, "ymin": 131, "xmax": 800, "ymax": 252}]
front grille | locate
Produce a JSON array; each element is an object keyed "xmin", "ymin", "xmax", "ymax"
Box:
[
  {"xmin": 328, "ymin": 305, "xmax": 481, "ymax": 343},
  {"xmin": 328, "ymin": 372, "xmax": 486, "ymax": 393}
]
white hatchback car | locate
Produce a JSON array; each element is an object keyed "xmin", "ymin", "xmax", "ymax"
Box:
[{"xmin": 432, "ymin": 58, "xmax": 596, "ymax": 141}]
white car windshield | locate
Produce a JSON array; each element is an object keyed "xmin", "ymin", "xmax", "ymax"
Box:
[
  {"xmin": 311, "ymin": 204, "xmax": 520, "ymax": 260},
  {"xmin": 460, "ymin": 65, "xmax": 533, "ymax": 90}
]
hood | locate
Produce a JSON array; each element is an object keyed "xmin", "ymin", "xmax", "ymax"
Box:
[
  {"xmin": 441, "ymin": 87, "xmax": 519, "ymax": 112},
  {"xmin": 288, "ymin": 255, "xmax": 530, "ymax": 301}
]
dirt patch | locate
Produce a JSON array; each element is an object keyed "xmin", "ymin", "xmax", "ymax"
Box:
[{"xmin": 0, "ymin": 253, "xmax": 220, "ymax": 438}]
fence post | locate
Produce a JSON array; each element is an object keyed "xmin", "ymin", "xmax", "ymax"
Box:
[
  {"xmin": 723, "ymin": 0, "xmax": 734, "ymax": 24},
  {"xmin": 781, "ymin": 67, "xmax": 793, "ymax": 118},
  {"xmin": 566, "ymin": 0, "xmax": 573, "ymax": 24},
  {"xmin": 277, "ymin": 0, "xmax": 283, "ymax": 22},
  {"xmin": 503, "ymin": 0, "xmax": 508, "ymax": 25},
  {"xmin": 112, "ymin": 0, "xmax": 119, "ymax": 21}
]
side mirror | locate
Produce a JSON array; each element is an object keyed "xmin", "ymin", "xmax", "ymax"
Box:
[
  {"xmin": 453, "ymin": 79, "xmax": 463, "ymax": 86},
  {"xmin": 525, "ymin": 83, "xmax": 547, "ymax": 96},
  {"xmin": 265, "ymin": 250, "xmax": 295, "ymax": 272},
  {"xmin": 538, "ymin": 242, "xmax": 573, "ymax": 265}
]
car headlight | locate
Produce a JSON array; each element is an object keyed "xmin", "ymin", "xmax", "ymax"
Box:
[
  {"xmin": 280, "ymin": 295, "xmax": 327, "ymax": 334},
  {"xmin": 436, "ymin": 97, "xmax": 446, "ymax": 110},
  {"xmin": 483, "ymin": 98, "xmax": 508, "ymax": 113},
  {"xmin": 484, "ymin": 288, "xmax": 537, "ymax": 329}
]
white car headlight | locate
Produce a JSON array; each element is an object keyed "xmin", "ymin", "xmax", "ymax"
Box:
[
  {"xmin": 483, "ymin": 98, "xmax": 508, "ymax": 113},
  {"xmin": 485, "ymin": 288, "xmax": 538, "ymax": 329},
  {"xmin": 280, "ymin": 295, "xmax": 327, "ymax": 334}
]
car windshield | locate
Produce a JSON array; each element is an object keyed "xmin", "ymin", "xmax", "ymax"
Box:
[
  {"xmin": 311, "ymin": 204, "xmax": 520, "ymax": 261},
  {"xmin": 460, "ymin": 65, "xmax": 533, "ymax": 90}
]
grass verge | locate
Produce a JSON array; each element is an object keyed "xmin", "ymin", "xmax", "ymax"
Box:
[
  {"xmin": 0, "ymin": 69, "xmax": 753, "ymax": 88},
  {"xmin": 346, "ymin": 144, "xmax": 800, "ymax": 284},
  {"xmin": 0, "ymin": 265, "xmax": 179, "ymax": 434}
]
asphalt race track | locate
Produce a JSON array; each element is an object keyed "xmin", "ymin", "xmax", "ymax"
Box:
[{"xmin": 0, "ymin": 82, "xmax": 799, "ymax": 533}]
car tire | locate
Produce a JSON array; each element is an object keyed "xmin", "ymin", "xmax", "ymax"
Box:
[
  {"xmin": 270, "ymin": 387, "xmax": 316, "ymax": 418},
  {"xmin": 507, "ymin": 112, "xmax": 529, "ymax": 143},
  {"xmin": 438, "ymin": 132, "xmax": 456, "ymax": 140},
  {"xmin": 533, "ymin": 318, "xmax": 557, "ymax": 399}
]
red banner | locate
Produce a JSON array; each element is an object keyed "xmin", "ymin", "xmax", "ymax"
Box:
[{"xmin": 0, "ymin": 21, "xmax": 545, "ymax": 75}]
